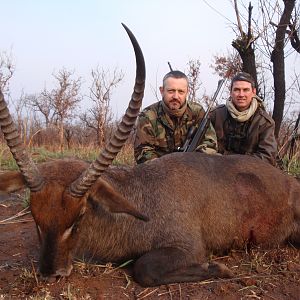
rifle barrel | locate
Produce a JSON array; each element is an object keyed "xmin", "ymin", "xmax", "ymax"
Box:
[
  {"xmin": 183, "ymin": 79, "xmax": 225, "ymax": 152},
  {"xmin": 168, "ymin": 62, "xmax": 173, "ymax": 72}
]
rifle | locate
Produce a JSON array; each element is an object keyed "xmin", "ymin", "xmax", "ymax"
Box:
[
  {"xmin": 168, "ymin": 61, "xmax": 173, "ymax": 71},
  {"xmin": 180, "ymin": 79, "xmax": 225, "ymax": 152}
]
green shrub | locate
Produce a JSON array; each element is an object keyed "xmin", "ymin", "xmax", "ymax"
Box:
[{"xmin": 282, "ymin": 154, "xmax": 300, "ymax": 177}]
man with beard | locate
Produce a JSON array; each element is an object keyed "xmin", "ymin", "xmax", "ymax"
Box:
[
  {"xmin": 210, "ymin": 72, "xmax": 277, "ymax": 166},
  {"xmin": 134, "ymin": 70, "xmax": 217, "ymax": 164}
]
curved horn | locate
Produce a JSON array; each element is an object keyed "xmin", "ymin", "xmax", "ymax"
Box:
[
  {"xmin": 0, "ymin": 92, "xmax": 44, "ymax": 191},
  {"xmin": 69, "ymin": 23, "xmax": 146, "ymax": 197}
]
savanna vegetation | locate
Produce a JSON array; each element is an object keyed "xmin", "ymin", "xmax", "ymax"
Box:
[
  {"xmin": 0, "ymin": 0, "xmax": 299, "ymax": 171},
  {"xmin": 0, "ymin": 2, "xmax": 299, "ymax": 299},
  {"xmin": 0, "ymin": 0, "xmax": 300, "ymax": 178}
]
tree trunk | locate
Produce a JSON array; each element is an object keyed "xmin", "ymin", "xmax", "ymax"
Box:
[
  {"xmin": 232, "ymin": 1, "xmax": 258, "ymax": 91},
  {"xmin": 271, "ymin": 0, "xmax": 295, "ymax": 137},
  {"xmin": 232, "ymin": 41, "xmax": 258, "ymax": 90},
  {"xmin": 59, "ymin": 121, "xmax": 64, "ymax": 153}
]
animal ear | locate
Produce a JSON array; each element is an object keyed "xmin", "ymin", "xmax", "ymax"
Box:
[
  {"xmin": 0, "ymin": 171, "xmax": 26, "ymax": 194},
  {"xmin": 90, "ymin": 179, "xmax": 149, "ymax": 222}
]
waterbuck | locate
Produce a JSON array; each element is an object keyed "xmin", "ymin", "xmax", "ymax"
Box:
[{"xmin": 0, "ymin": 26, "xmax": 300, "ymax": 287}]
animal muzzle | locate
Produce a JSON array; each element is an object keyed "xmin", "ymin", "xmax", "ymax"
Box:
[
  {"xmin": 38, "ymin": 244, "xmax": 74, "ymax": 280},
  {"xmin": 38, "ymin": 264, "xmax": 73, "ymax": 281}
]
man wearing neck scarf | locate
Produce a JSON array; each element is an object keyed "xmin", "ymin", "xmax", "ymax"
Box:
[
  {"xmin": 134, "ymin": 70, "xmax": 218, "ymax": 164},
  {"xmin": 210, "ymin": 72, "xmax": 277, "ymax": 166}
]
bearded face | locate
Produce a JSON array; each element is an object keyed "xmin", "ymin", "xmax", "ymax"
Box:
[{"xmin": 160, "ymin": 77, "xmax": 188, "ymax": 110}]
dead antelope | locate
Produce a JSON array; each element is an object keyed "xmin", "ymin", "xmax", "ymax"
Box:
[{"xmin": 1, "ymin": 26, "xmax": 300, "ymax": 288}]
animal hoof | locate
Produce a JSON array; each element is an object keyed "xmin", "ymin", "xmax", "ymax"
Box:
[{"xmin": 208, "ymin": 262, "xmax": 234, "ymax": 278}]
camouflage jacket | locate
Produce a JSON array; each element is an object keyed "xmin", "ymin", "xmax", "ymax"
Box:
[
  {"xmin": 134, "ymin": 101, "xmax": 218, "ymax": 164},
  {"xmin": 210, "ymin": 104, "xmax": 278, "ymax": 166}
]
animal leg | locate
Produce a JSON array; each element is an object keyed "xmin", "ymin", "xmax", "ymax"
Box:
[{"xmin": 133, "ymin": 247, "xmax": 233, "ymax": 287}]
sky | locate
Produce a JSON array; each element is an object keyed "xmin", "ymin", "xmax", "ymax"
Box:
[{"xmin": 1, "ymin": 0, "xmax": 298, "ymax": 118}]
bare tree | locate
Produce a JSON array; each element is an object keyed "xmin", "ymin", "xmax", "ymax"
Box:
[
  {"xmin": 270, "ymin": 0, "xmax": 296, "ymax": 137},
  {"xmin": 80, "ymin": 67, "xmax": 123, "ymax": 147},
  {"xmin": 186, "ymin": 59, "xmax": 202, "ymax": 102},
  {"xmin": 287, "ymin": 12, "xmax": 300, "ymax": 53},
  {"xmin": 232, "ymin": 1, "xmax": 259, "ymax": 89},
  {"xmin": 0, "ymin": 53, "xmax": 45, "ymax": 148},
  {"xmin": 0, "ymin": 51, "xmax": 14, "ymax": 143},
  {"xmin": 45, "ymin": 69, "xmax": 82, "ymax": 152},
  {"xmin": 229, "ymin": 0, "xmax": 299, "ymax": 138},
  {"xmin": 12, "ymin": 91, "xmax": 31, "ymax": 145},
  {"xmin": 25, "ymin": 89, "xmax": 56, "ymax": 128},
  {"xmin": 149, "ymin": 69, "xmax": 162, "ymax": 102},
  {"xmin": 212, "ymin": 52, "xmax": 242, "ymax": 80},
  {"xmin": 0, "ymin": 51, "xmax": 14, "ymax": 92},
  {"xmin": 64, "ymin": 123, "xmax": 74, "ymax": 150}
]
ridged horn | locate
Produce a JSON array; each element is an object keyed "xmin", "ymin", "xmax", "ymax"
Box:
[
  {"xmin": 0, "ymin": 91, "xmax": 44, "ymax": 191},
  {"xmin": 69, "ymin": 23, "xmax": 146, "ymax": 197}
]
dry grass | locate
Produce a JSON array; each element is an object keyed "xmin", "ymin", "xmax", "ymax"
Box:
[
  {"xmin": 114, "ymin": 143, "xmax": 135, "ymax": 166},
  {"xmin": 0, "ymin": 244, "xmax": 299, "ymax": 299},
  {"xmin": 0, "ymin": 206, "xmax": 31, "ymax": 225},
  {"xmin": 0, "ymin": 142, "xmax": 136, "ymax": 171}
]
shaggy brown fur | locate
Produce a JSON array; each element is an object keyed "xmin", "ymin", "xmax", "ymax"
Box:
[{"xmin": 0, "ymin": 153, "xmax": 299, "ymax": 286}]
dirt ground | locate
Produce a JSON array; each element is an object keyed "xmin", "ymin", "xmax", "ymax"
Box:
[{"xmin": 0, "ymin": 193, "xmax": 299, "ymax": 300}]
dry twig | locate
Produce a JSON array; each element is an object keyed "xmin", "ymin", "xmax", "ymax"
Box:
[{"xmin": 0, "ymin": 207, "xmax": 31, "ymax": 225}]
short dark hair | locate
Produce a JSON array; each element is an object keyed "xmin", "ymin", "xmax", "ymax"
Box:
[
  {"xmin": 231, "ymin": 72, "xmax": 255, "ymax": 90},
  {"xmin": 162, "ymin": 70, "xmax": 188, "ymax": 87}
]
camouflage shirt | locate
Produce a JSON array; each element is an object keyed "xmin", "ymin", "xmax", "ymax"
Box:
[{"xmin": 134, "ymin": 101, "xmax": 218, "ymax": 164}]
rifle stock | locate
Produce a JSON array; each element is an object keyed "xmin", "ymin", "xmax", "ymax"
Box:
[{"xmin": 183, "ymin": 117, "xmax": 211, "ymax": 152}]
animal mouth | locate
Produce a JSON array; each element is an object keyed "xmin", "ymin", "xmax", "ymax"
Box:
[{"xmin": 39, "ymin": 264, "xmax": 73, "ymax": 282}]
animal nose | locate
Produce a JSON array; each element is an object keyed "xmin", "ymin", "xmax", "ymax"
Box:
[{"xmin": 38, "ymin": 264, "xmax": 73, "ymax": 281}]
